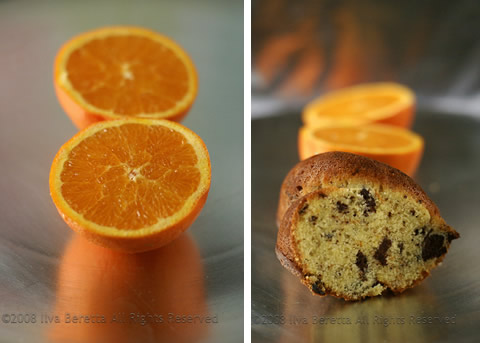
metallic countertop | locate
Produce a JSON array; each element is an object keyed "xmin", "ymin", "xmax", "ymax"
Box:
[
  {"xmin": 0, "ymin": 1, "xmax": 243, "ymax": 342},
  {"xmin": 252, "ymin": 111, "xmax": 480, "ymax": 342}
]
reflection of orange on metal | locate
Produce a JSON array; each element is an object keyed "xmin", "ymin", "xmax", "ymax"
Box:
[
  {"xmin": 254, "ymin": 19, "xmax": 325, "ymax": 96},
  {"xmin": 48, "ymin": 233, "xmax": 208, "ymax": 343},
  {"xmin": 255, "ymin": 33, "xmax": 307, "ymax": 83},
  {"xmin": 325, "ymin": 9, "xmax": 370, "ymax": 90},
  {"xmin": 253, "ymin": 4, "xmax": 399, "ymax": 97},
  {"xmin": 279, "ymin": 45, "xmax": 325, "ymax": 97}
]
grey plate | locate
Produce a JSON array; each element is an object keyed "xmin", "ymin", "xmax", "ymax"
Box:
[
  {"xmin": 0, "ymin": 1, "xmax": 243, "ymax": 342},
  {"xmin": 252, "ymin": 111, "xmax": 480, "ymax": 343}
]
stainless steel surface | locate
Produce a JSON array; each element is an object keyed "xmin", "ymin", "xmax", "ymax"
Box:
[
  {"xmin": 0, "ymin": 1, "xmax": 243, "ymax": 342},
  {"xmin": 252, "ymin": 112, "xmax": 480, "ymax": 342},
  {"xmin": 252, "ymin": 0, "xmax": 480, "ymax": 118}
]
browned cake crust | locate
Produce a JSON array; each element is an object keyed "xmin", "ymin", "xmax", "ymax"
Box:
[
  {"xmin": 278, "ymin": 152, "xmax": 441, "ymax": 226},
  {"xmin": 276, "ymin": 152, "xmax": 459, "ymax": 300}
]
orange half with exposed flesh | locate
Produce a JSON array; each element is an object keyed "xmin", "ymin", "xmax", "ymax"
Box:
[
  {"xmin": 54, "ymin": 26, "xmax": 198, "ymax": 128},
  {"xmin": 49, "ymin": 118, "xmax": 211, "ymax": 252}
]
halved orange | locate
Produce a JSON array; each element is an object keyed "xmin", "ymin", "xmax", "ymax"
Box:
[
  {"xmin": 49, "ymin": 118, "xmax": 211, "ymax": 253},
  {"xmin": 302, "ymin": 83, "xmax": 415, "ymax": 128},
  {"xmin": 54, "ymin": 26, "xmax": 198, "ymax": 129},
  {"xmin": 298, "ymin": 124, "xmax": 424, "ymax": 176}
]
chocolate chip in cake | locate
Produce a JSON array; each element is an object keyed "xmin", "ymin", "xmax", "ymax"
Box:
[
  {"xmin": 318, "ymin": 192, "xmax": 327, "ymax": 198},
  {"xmin": 414, "ymin": 226, "xmax": 426, "ymax": 236},
  {"xmin": 374, "ymin": 237, "xmax": 392, "ymax": 266},
  {"xmin": 388, "ymin": 212, "xmax": 392, "ymax": 218},
  {"xmin": 296, "ymin": 185, "xmax": 303, "ymax": 191},
  {"xmin": 360, "ymin": 188, "xmax": 376, "ymax": 213},
  {"xmin": 398, "ymin": 242, "xmax": 404, "ymax": 253},
  {"xmin": 309, "ymin": 215, "xmax": 318, "ymax": 224},
  {"xmin": 410, "ymin": 209, "xmax": 416, "ymax": 216},
  {"xmin": 336, "ymin": 201, "xmax": 349, "ymax": 214},
  {"xmin": 422, "ymin": 234, "xmax": 447, "ymax": 261},
  {"xmin": 356, "ymin": 251, "xmax": 368, "ymax": 273},
  {"xmin": 299, "ymin": 204, "xmax": 309, "ymax": 215},
  {"xmin": 311, "ymin": 280, "xmax": 326, "ymax": 295}
]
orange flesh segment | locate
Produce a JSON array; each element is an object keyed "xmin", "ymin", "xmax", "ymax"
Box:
[
  {"xmin": 313, "ymin": 126, "xmax": 414, "ymax": 150},
  {"xmin": 66, "ymin": 36, "xmax": 189, "ymax": 115},
  {"xmin": 313, "ymin": 94, "xmax": 398, "ymax": 119},
  {"xmin": 60, "ymin": 123, "xmax": 200, "ymax": 230}
]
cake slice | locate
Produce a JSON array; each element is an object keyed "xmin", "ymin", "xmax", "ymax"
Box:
[{"xmin": 276, "ymin": 152, "xmax": 459, "ymax": 300}]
